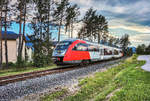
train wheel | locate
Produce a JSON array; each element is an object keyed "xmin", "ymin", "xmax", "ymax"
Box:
[{"xmin": 80, "ymin": 60, "xmax": 90, "ymax": 66}]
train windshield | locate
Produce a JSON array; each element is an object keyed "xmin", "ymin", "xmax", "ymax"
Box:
[{"xmin": 55, "ymin": 41, "xmax": 72, "ymax": 50}]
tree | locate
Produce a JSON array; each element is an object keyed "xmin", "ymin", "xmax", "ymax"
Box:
[
  {"xmin": 108, "ymin": 36, "xmax": 115, "ymax": 46},
  {"xmin": 30, "ymin": 0, "xmax": 53, "ymax": 67},
  {"xmin": 145, "ymin": 44, "xmax": 150, "ymax": 54},
  {"xmin": 14, "ymin": 0, "xmax": 31, "ymax": 67},
  {"xmin": 53, "ymin": 0, "xmax": 69, "ymax": 42},
  {"xmin": 65, "ymin": 4, "xmax": 80, "ymax": 38},
  {"xmin": 120, "ymin": 34, "xmax": 131, "ymax": 55},
  {"xmin": 78, "ymin": 8, "xmax": 97, "ymax": 40},
  {"xmin": 136, "ymin": 44, "xmax": 150, "ymax": 55},
  {"xmin": 78, "ymin": 8, "xmax": 108, "ymax": 43},
  {"xmin": 0, "ymin": 0, "xmax": 4, "ymax": 68},
  {"xmin": 136, "ymin": 45, "xmax": 143, "ymax": 54},
  {"xmin": 3, "ymin": 0, "xmax": 9, "ymax": 68},
  {"xmin": 97, "ymin": 15, "xmax": 108, "ymax": 43}
]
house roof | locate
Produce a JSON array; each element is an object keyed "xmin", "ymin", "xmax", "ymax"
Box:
[{"xmin": 1, "ymin": 31, "xmax": 19, "ymax": 40}]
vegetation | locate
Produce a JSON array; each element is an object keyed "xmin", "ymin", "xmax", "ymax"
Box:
[
  {"xmin": 0, "ymin": 64, "xmax": 56, "ymax": 77},
  {"xmin": 65, "ymin": 4, "xmax": 80, "ymax": 38},
  {"xmin": 78, "ymin": 8, "xmax": 108, "ymax": 43},
  {"xmin": 0, "ymin": 0, "xmax": 81, "ymax": 69},
  {"xmin": 53, "ymin": 0, "xmax": 69, "ymax": 42},
  {"xmin": 136, "ymin": 44, "xmax": 150, "ymax": 55},
  {"xmin": 119, "ymin": 34, "xmax": 131, "ymax": 55},
  {"xmin": 30, "ymin": 0, "xmax": 54, "ymax": 67},
  {"xmin": 0, "ymin": 0, "xmax": 131, "ymax": 69},
  {"xmin": 0, "ymin": 0, "xmax": 3, "ymax": 68},
  {"xmin": 41, "ymin": 55, "xmax": 150, "ymax": 101},
  {"xmin": 41, "ymin": 89, "xmax": 67, "ymax": 101}
]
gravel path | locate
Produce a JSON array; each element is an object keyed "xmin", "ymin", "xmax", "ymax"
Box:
[
  {"xmin": 0, "ymin": 58, "xmax": 125, "ymax": 101},
  {"xmin": 137, "ymin": 55, "xmax": 150, "ymax": 72}
]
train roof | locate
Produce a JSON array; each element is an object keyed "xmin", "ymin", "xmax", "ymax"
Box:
[
  {"xmin": 61, "ymin": 39, "xmax": 78, "ymax": 42},
  {"xmin": 60, "ymin": 39, "xmax": 122, "ymax": 50}
]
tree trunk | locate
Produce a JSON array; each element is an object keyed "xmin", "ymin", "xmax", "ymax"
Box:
[
  {"xmin": 98, "ymin": 31, "xmax": 101, "ymax": 44},
  {"xmin": 18, "ymin": 2, "xmax": 23, "ymax": 62},
  {"xmin": 58, "ymin": 16, "xmax": 62, "ymax": 42},
  {"xmin": 20, "ymin": 0, "xmax": 26, "ymax": 61},
  {"xmin": 71, "ymin": 21, "xmax": 73, "ymax": 38},
  {"xmin": 47, "ymin": 0, "xmax": 51, "ymax": 39},
  {"xmin": 0, "ymin": 8, "xmax": 2, "ymax": 69},
  {"xmin": 4, "ymin": 3, "xmax": 8, "ymax": 68},
  {"xmin": 69, "ymin": 24, "xmax": 71, "ymax": 38}
]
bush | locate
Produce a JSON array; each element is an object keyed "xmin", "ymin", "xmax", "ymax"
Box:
[{"xmin": 2, "ymin": 62, "xmax": 16, "ymax": 68}]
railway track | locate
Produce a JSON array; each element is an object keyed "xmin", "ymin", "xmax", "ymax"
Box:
[
  {"xmin": 0, "ymin": 65, "xmax": 78, "ymax": 86},
  {"xmin": 0, "ymin": 57, "xmax": 125, "ymax": 86}
]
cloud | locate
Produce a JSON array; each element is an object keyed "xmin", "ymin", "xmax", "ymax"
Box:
[
  {"xmin": 70, "ymin": 0, "xmax": 150, "ymax": 46},
  {"xmin": 130, "ymin": 33, "xmax": 150, "ymax": 46},
  {"xmin": 109, "ymin": 25, "xmax": 150, "ymax": 33},
  {"xmin": 70, "ymin": 0, "xmax": 150, "ymax": 26}
]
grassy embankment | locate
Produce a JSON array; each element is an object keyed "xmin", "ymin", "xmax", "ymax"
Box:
[
  {"xmin": 41, "ymin": 55, "xmax": 150, "ymax": 101},
  {"xmin": 0, "ymin": 64, "xmax": 57, "ymax": 77}
]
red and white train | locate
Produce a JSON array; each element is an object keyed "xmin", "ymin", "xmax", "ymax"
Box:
[{"xmin": 52, "ymin": 39, "xmax": 123, "ymax": 65}]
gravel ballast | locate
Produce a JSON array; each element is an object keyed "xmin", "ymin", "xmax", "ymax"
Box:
[{"xmin": 0, "ymin": 58, "xmax": 125, "ymax": 101}]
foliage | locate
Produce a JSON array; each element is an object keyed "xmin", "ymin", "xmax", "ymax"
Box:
[
  {"xmin": 0, "ymin": 64, "xmax": 56, "ymax": 77},
  {"xmin": 65, "ymin": 4, "xmax": 80, "ymax": 38},
  {"xmin": 2, "ymin": 62, "xmax": 16, "ymax": 68},
  {"xmin": 78, "ymin": 8, "xmax": 108, "ymax": 43},
  {"xmin": 14, "ymin": 0, "xmax": 31, "ymax": 67},
  {"xmin": 136, "ymin": 44, "xmax": 150, "ymax": 55},
  {"xmin": 119, "ymin": 34, "xmax": 131, "ymax": 55},
  {"xmin": 53, "ymin": 0, "xmax": 69, "ymax": 42},
  {"xmin": 41, "ymin": 89, "xmax": 67, "ymax": 101},
  {"xmin": 30, "ymin": 0, "xmax": 53, "ymax": 67}
]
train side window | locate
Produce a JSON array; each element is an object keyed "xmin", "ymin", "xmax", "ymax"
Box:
[
  {"xmin": 88, "ymin": 45, "xmax": 99, "ymax": 52},
  {"xmin": 114, "ymin": 50, "xmax": 119, "ymax": 55}
]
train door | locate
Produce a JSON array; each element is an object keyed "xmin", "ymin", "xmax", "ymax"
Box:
[
  {"xmin": 99, "ymin": 47, "xmax": 104, "ymax": 60},
  {"xmin": 88, "ymin": 45, "xmax": 100, "ymax": 61}
]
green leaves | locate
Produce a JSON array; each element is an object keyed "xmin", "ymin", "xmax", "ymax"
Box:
[{"xmin": 78, "ymin": 8, "xmax": 108, "ymax": 43}]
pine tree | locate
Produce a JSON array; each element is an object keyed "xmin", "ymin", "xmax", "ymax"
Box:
[
  {"xmin": 78, "ymin": 8, "xmax": 108, "ymax": 43},
  {"xmin": 3, "ymin": 0, "xmax": 9, "ymax": 68},
  {"xmin": 0, "ymin": 0, "xmax": 4, "ymax": 68},
  {"xmin": 120, "ymin": 34, "xmax": 131, "ymax": 55},
  {"xmin": 30, "ymin": 0, "xmax": 53, "ymax": 67},
  {"xmin": 65, "ymin": 4, "xmax": 80, "ymax": 38},
  {"xmin": 53, "ymin": 0, "xmax": 69, "ymax": 42}
]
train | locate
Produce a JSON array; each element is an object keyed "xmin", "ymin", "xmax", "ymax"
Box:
[{"xmin": 52, "ymin": 39, "xmax": 123, "ymax": 65}]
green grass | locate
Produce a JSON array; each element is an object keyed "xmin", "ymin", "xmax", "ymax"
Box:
[
  {"xmin": 41, "ymin": 55, "xmax": 150, "ymax": 101},
  {"xmin": 63, "ymin": 54, "xmax": 149, "ymax": 101},
  {"xmin": 41, "ymin": 89, "xmax": 67, "ymax": 101},
  {"xmin": 0, "ymin": 64, "xmax": 57, "ymax": 77}
]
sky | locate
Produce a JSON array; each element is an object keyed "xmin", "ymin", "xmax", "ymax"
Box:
[
  {"xmin": 6, "ymin": 0, "xmax": 150, "ymax": 47},
  {"xmin": 70, "ymin": 0, "xmax": 150, "ymax": 47}
]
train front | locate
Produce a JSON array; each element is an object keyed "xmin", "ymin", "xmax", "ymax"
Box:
[{"xmin": 52, "ymin": 40, "xmax": 72, "ymax": 65}]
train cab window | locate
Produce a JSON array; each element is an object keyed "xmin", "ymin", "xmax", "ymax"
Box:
[
  {"xmin": 72, "ymin": 43, "xmax": 88, "ymax": 51},
  {"xmin": 55, "ymin": 41, "xmax": 72, "ymax": 50}
]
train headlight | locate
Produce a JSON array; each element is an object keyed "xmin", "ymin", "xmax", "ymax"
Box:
[
  {"xmin": 59, "ymin": 50, "xmax": 66, "ymax": 55},
  {"xmin": 52, "ymin": 50, "xmax": 67, "ymax": 56}
]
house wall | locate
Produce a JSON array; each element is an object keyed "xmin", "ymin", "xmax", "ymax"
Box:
[
  {"xmin": 26, "ymin": 47, "xmax": 33, "ymax": 62},
  {"xmin": 16, "ymin": 38, "xmax": 25, "ymax": 60},
  {"xmin": 2, "ymin": 39, "xmax": 25, "ymax": 63}
]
